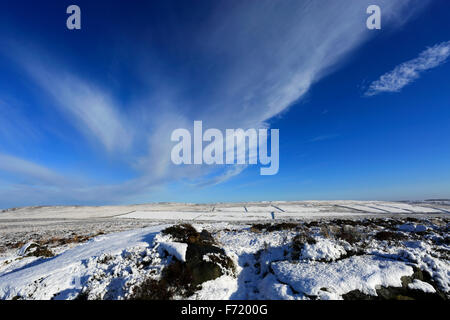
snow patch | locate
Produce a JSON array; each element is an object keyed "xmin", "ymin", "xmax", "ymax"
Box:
[
  {"xmin": 408, "ymin": 279, "xmax": 436, "ymax": 293},
  {"xmin": 301, "ymin": 238, "xmax": 346, "ymax": 261},
  {"xmin": 272, "ymin": 255, "xmax": 414, "ymax": 299},
  {"xmin": 189, "ymin": 275, "xmax": 237, "ymax": 300},
  {"xmin": 0, "ymin": 225, "xmax": 168, "ymax": 299},
  {"xmin": 159, "ymin": 241, "xmax": 188, "ymax": 262}
]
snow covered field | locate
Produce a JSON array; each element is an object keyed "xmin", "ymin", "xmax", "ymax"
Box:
[
  {"xmin": 0, "ymin": 201, "xmax": 448, "ymax": 300},
  {"xmin": 2, "ymin": 200, "xmax": 447, "ymax": 221}
]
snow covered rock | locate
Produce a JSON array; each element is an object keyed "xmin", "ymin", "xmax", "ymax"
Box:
[
  {"xmin": 272, "ymin": 255, "xmax": 414, "ymax": 299},
  {"xmin": 159, "ymin": 241, "xmax": 188, "ymax": 262},
  {"xmin": 17, "ymin": 242, "xmax": 38, "ymax": 256},
  {"xmin": 300, "ymin": 238, "xmax": 346, "ymax": 262},
  {"xmin": 17, "ymin": 241, "xmax": 53, "ymax": 258}
]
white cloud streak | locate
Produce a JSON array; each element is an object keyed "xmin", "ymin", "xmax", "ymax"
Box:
[
  {"xmin": 0, "ymin": 153, "xmax": 69, "ymax": 187},
  {"xmin": 309, "ymin": 134, "xmax": 340, "ymax": 143},
  {"xmin": 1, "ymin": 43, "xmax": 132, "ymax": 153},
  {"xmin": 366, "ymin": 40, "xmax": 450, "ymax": 96},
  {"xmin": 190, "ymin": 0, "xmax": 427, "ymax": 128},
  {"xmin": 32, "ymin": 69, "xmax": 132, "ymax": 152}
]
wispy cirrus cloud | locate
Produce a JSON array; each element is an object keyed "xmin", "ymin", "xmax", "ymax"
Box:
[
  {"xmin": 0, "ymin": 153, "xmax": 70, "ymax": 187},
  {"xmin": 27, "ymin": 66, "xmax": 133, "ymax": 153},
  {"xmin": 365, "ymin": 40, "xmax": 450, "ymax": 96},
  {"xmin": 194, "ymin": 165, "xmax": 248, "ymax": 188},
  {"xmin": 0, "ymin": 99, "xmax": 42, "ymax": 149},
  {"xmin": 1, "ymin": 40, "xmax": 133, "ymax": 154}
]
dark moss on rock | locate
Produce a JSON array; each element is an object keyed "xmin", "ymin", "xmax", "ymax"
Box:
[
  {"xmin": 250, "ymin": 223, "xmax": 299, "ymax": 233},
  {"xmin": 24, "ymin": 243, "xmax": 54, "ymax": 258},
  {"xmin": 343, "ymin": 268, "xmax": 447, "ymax": 301},
  {"xmin": 129, "ymin": 278, "xmax": 173, "ymax": 300},
  {"xmin": 131, "ymin": 224, "xmax": 235, "ymax": 300},
  {"xmin": 374, "ymin": 231, "xmax": 408, "ymax": 242}
]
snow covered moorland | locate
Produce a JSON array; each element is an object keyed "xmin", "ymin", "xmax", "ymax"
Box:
[{"xmin": 0, "ymin": 201, "xmax": 449, "ymax": 300}]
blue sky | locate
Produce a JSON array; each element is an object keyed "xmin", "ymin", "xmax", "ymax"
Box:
[{"xmin": 0, "ymin": 0, "xmax": 449, "ymax": 208}]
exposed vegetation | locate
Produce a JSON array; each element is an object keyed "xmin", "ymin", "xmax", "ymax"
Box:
[
  {"xmin": 131, "ymin": 224, "xmax": 235, "ymax": 300},
  {"xmin": 23, "ymin": 243, "xmax": 54, "ymax": 258},
  {"xmin": 250, "ymin": 222, "xmax": 299, "ymax": 233}
]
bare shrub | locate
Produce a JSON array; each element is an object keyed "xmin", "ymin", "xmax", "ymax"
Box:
[
  {"xmin": 335, "ymin": 225, "xmax": 363, "ymax": 244},
  {"xmin": 129, "ymin": 278, "xmax": 173, "ymax": 300},
  {"xmin": 250, "ymin": 223, "xmax": 299, "ymax": 233},
  {"xmin": 374, "ymin": 231, "xmax": 407, "ymax": 242}
]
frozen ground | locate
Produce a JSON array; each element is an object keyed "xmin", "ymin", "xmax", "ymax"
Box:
[
  {"xmin": 0, "ymin": 201, "xmax": 448, "ymax": 300},
  {"xmin": 1, "ymin": 200, "xmax": 448, "ymax": 221}
]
